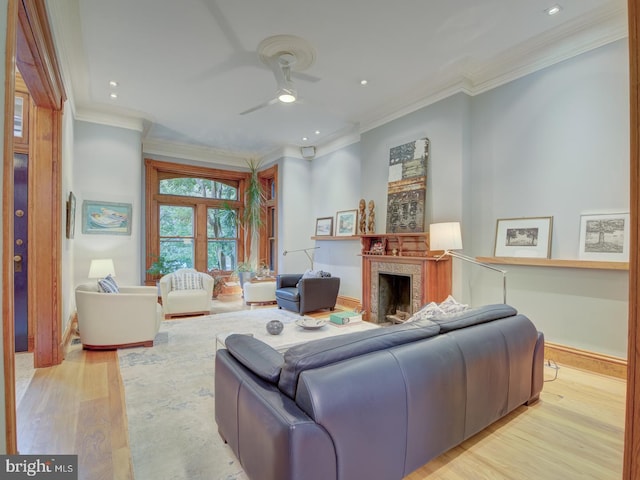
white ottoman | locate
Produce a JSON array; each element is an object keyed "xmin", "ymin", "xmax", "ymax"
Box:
[{"xmin": 243, "ymin": 281, "xmax": 277, "ymax": 305}]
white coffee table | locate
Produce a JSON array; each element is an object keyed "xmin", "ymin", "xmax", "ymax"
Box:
[{"xmin": 216, "ymin": 317, "xmax": 379, "ymax": 353}]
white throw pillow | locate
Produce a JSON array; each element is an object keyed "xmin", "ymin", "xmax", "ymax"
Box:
[{"xmin": 171, "ymin": 272, "xmax": 203, "ymax": 290}]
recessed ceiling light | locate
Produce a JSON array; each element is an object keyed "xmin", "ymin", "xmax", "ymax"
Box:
[
  {"xmin": 109, "ymin": 80, "xmax": 119, "ymax": 87},
  {"xmin": 315, "ymin": 130, "xmax": 320, "ymax": 135},
  {"xmin": 545, "ymin": 5, "xmax": 562, "ymax": 15},
  {"xmin": 109, "ymin": 92, "xmax": 118, "ymax": 99},
  {"xmin": 360, "ymin": 79, "xmax": 368, "ymax": 86},
  {"xmin": 302, "ymin": 136, "xmax": 308, "ymax": 141}
]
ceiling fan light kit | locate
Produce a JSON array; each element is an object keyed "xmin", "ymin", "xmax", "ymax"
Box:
[{"xmin": 240, "ymin": 34, "xmax": 317, "ymax": 115}]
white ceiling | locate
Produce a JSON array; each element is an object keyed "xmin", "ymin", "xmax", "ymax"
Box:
[{"xmin": 45, "ymin": 0, "xmax": 627, "ymax": 161}]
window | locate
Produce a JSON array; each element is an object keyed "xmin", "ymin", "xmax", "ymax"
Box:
[
  {"xmin": 145, "ymin": 159, "xmax": 278, "ymax": 283},
  {"xmin": 159, "ymin": 205, "xmax": 195, "ymax": 268}
]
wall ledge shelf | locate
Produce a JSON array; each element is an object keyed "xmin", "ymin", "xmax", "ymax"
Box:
[
  {"xmin": 311, "ymin": 235, "xmax": 360, "ymax": 241},
  {"xmin": 476, "ymin": 256, "xmax": 628, "ymax": 271}
]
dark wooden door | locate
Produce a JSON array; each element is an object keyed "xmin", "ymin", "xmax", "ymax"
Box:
[{"xmin": 13, "ymin": 153, "xmax": 28, "ymax": 352}]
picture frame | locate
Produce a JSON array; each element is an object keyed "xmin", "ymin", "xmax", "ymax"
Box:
[
  {"xmin": 315, "ymin": 217, "xmax": 334, "ymax": 236},
  {"xmin": 82, "ymin": 200, "xmax": 132, "ymax": 236},
  {"xmin": 335, "ymin": 209, "xmax": 358, "ymax": 236},
  {"xmin": 66, "ymin": 191, "xmax": 76, "ymax": 239},
  {"xmin": 494, "ymin": 216, "xmax": 553, "ymax": 258},
  {"xmin": 578, "ymin": 212, "xmax": 630, "ymax": 261}
]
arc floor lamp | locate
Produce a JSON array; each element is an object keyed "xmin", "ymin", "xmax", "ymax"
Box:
[{"xmin": 429, "ymin": 222, "xmax": 508, "ymax": 304}]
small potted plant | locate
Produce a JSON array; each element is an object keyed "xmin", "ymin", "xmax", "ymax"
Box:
[
  {"xmin": 235, "ymin": 261, "xmax": 255, "ymax": 289},
  {"xmin": 147, "ymin": 254, "xmax": 181, "ymax": 278}
]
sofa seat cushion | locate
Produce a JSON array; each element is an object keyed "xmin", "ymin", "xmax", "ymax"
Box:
[
  {"xmin": 432, "ymin": 304, "xmax": 517, "ymax": 333},
  {"xmin": 165, "ymin": 289, "xmax": 209, "ymax": 314},
  {"xmin": 225, "ymin": 334, "xmax": 284, "ymax": 383},
  {"xmin": 275, "ymin": 287, "xmax": 299, "ymax": 302},
  {"xmin": 278, "ymin": 319, "xmax": 440, "ymax": 398}
]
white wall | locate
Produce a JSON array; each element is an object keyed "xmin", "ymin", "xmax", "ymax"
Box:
[
  {"xmin": 469, "ymin": 39, "xmax": 630, "ymax": 358},
  {"xmin": 73, "ymin": 121, "xmax": 143, "ymax": 287}
]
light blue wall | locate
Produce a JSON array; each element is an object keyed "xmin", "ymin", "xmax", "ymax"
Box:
[
  {"xmin": 309, "ymin": 39, "xmax": 629, "ymax": 358},
  {"xmin": 310, "ymin": 143, "xmax": 363, "ymax": 298},
  {"xmin": 468, "ymin": 39, "xmax": 629, "ymax": 357}
]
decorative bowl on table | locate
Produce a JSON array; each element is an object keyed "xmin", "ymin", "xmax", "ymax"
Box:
[
  {"xmin": 295, "ymin": 318, "xmax": 327, "ymax": 330},
  {"xmin": 266, "ymin": 320, "xmax": 284, "ymax": 335}
]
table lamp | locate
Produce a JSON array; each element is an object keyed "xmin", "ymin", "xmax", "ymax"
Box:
[{"xmin": 88, "ymin": 258, "xmax": 116, "ymax": 279}]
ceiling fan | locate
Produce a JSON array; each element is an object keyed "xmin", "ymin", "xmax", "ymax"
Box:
[
  {"xmin": 240, "ymin": 35, "xmax": 318, "ymax": 116},
  {"xmin": 240, "ymin": 53, "xmax": 301, "ymax": 115}
]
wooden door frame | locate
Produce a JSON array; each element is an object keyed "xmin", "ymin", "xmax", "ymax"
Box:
[
  {"xmin": 624, "ymin": 1, "xmax": 640, "ymax": 477},
  {"xmin": 3, "ymin": 0, "xmax": 65, "ymax": 453}
]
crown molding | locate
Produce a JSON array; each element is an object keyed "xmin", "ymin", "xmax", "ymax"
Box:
[
  {"xmin": 358, "ymin": 3, "xmax": 627, "ymax": 135},
  {"xmin": 468, "ymin": 3, "xmax": 628, "ymax": 95},
  {"xmin": 142, "ymin": 138, "xmax": 250, "ymax": 167},
  {"xmin": 75, "ymin": 107, "xmax": 145, "ymax": 132}
]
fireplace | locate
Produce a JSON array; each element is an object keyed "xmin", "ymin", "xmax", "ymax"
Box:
[
  {"xmin": 360, "ymin": 233, "xmax": 452, "ymax": 324},
  {"xmin": 378, "ymin": 273, "xmax": 412, "ymax": 323}
]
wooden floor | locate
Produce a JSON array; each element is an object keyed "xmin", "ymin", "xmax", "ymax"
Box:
[{"xmin": 15, "ymin": 300, "xmax": 626, "ymax": 480}]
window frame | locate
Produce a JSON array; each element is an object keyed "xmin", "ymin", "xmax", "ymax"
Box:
[{"xmin": 145, "ymin": 159, "xmax": 248, "ymax": 282}]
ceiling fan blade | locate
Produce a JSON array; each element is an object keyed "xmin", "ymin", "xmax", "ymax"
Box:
[
  {"xmin": 291, "ymin": 71, "xmax": 321, "ymax": 83},
  {"xmin": 239, "ymin": 97, "xmax": 279, "ymax": 116}
]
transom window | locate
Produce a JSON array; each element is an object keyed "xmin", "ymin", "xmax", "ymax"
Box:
[{"xmin": 159, "ymin": 177, "xmax": 238, "ymax": 200}]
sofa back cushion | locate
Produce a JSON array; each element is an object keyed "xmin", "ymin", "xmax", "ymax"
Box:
[
  {"xmin": 278, "ymin": 319, "xmax": 440, "ymax": 398},
  {"xmin": 432, "ymin": 304, "xmax": 517, "ymax": 333}
]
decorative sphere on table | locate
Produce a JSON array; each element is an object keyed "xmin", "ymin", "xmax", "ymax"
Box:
[{"xmin": 266, "ymin": 320, "xmax": 284, "ymax": 335}]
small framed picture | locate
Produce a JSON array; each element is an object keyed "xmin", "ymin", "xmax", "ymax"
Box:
[
  {"xmin": 82, "ymin": 200, "xmax": 132, "ymax": 236},
  {"xmin": 315, "ymin": 217, "xmax": 333, "ymax": 236},
  {"xmin": 578, "ymin": 212, "xmax": 630, "ymax": 261},
  {"xmin": 494, "ymin": 216, "xmax": 553, "ymax": 258},
  {"xmin": 335, "ymin": 209, "xmax": 358, "ymax": 236}
]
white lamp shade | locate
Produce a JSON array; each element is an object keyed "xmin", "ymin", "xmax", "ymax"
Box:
[
  {"xmin": 429, "ymin": 222, "xmax": 463, "ymax": 251},
  {"xmin": 88, "ymin": 259, "xmax": 116, "ymax": 278}
]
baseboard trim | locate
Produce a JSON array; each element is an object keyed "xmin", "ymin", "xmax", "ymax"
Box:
[
  {"xmin": 60, "ymin": 312, "xmax": 78, "ymax": 358},
  {"xmin": 545, "ymin": 342, "xmax": 627, "ymax": 379},
  {"xmin": 336, "ymin": 296, "xmax": 362, "ymax": 311}
]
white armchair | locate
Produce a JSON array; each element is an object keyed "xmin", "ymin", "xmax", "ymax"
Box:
[
  {"xmin": 75, "ymin": 283, "xmax": 162, "ymax": 349},
  {"xmin": 159, "ymin": 268, "xmax": 214, "ymax": 318}
]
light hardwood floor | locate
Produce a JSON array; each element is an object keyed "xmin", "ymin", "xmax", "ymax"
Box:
[{"xmin": 16, "ymin": 301, "xmax": 626, "ymax": 480}]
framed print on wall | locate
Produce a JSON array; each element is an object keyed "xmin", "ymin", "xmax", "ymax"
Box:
[
  {"xmin": 578, "ymin": 212, "xmax": 630, "ymax": 261},
  {"xmin": 335, "ymin": 210, "xmax": 358, "ymax": 236},
  {"xmin": 66, "ymin": 191, "xmax": 76, "ymax": 239},
  {"xmin": 494, "ymin": 216, "xmax": 553, "ymax": 258},
  {"xmin": 82, "ymin": 200, "xmax": 132, "ymax": 235},
  {"xmin": 315, "ymin": 217, "xmax": 333, "ymax": 236}
]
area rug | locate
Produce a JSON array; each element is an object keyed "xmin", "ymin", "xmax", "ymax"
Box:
[{"xmin": 117, "ymin": 308, "xmax": 305, "ymax": 480}]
